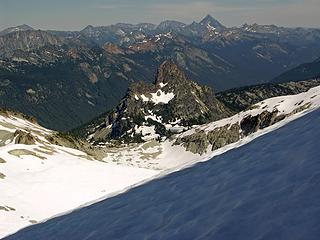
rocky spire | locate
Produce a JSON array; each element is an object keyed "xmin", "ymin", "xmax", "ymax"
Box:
[
  {"xmin": 155, "ymin": 60, "xmax": 187, "ymax": 86},
  {"xmin": 85, "ymin": 60, "xmax": 232, "ymax": 144}
]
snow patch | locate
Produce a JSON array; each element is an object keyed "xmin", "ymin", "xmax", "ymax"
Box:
[
  {"xmin": 135, "ymin": 125, "xmax": 159, "ymax": 141},
  {"xmin": 140, "ymin": 90, "xmax": 175, "ymax": 104},
  {"xmin": 150, "ymin": 90, "xmax": 175, "ymax": 104}
]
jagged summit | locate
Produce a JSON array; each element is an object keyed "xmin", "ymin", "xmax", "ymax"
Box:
[
  {"xmin": 84, "ymin": 61, "xmax": 231, "ymax": 143},
  {"xmin": 200, "ymin": 14, "xmax": 225, "ymax": 30},
  {"xmin": 154, "ymin": 60, "xmax": 187, "ymax": 86}
]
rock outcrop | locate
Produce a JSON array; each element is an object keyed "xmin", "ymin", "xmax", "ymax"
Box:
[
  {"xmin": 14, "ymin": 130, "xmax": 38, "ymax": 145},
  {"xmin": 175, "ymin": 124, "xmax": 240, "ymax": 155},
  {"xmin": 217, "ymin": 79, "xmax": 320, "ymax": 112},
  {"xmin": 174, "ymin": 103, "xmax": 314, "ymax": 155}
]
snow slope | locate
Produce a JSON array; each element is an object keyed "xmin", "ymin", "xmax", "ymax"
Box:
[
  {"xmin": 0, "ymin": 113, "xmax": 157, "ymax": 238},
  {"xmin": 179, "ymin": 84, "xmax": 320, "ymax": 137},
  {"xmin": 102, "ymin": 85, "xmax": 320, "ymax": 170},
  {"xmin": 5, "ymin": 108, "xmax": 320, "ymax": 240}
]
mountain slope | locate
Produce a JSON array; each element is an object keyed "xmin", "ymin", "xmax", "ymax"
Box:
[
  {"xmin": 0, "ymin": 45, "xmax": 139, "ymax": 131},
  {"xmin": 0, "ymin": 110, "xmax": 157, "ymax": 238},
  {"xmin": 272, "ymin": 57, "xmax": 320, "ymax": 83},
  {"xmin": 5, "ymin": 108, "xmax": 320, "ymax": 240},
  {"xmin": 0, "ymin": 30, "xmax": 64, "ymax": 58}
]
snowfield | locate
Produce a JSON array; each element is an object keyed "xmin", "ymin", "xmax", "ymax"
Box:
[
  {"xmin": 4, "ymin": 108, "xmax": 320, "ymax": 240},
  {"xmin": 0, "ymin": 114, "xmax": 157, "ymax": 238}
]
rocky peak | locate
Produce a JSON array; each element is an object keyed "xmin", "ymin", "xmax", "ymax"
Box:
[
  {"xmin": 154, "ymin": 60, "xmax": 187, "ymax": 86},
  {"xmin": 200, "ymin": 14, "xmax": 225, "ymax": 30},
  {"xmin": 85, "ymin": 61, "xmax": 232, "ymax": 144}
]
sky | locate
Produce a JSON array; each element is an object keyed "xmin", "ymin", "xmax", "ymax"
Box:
[{"xmin": 0, "ymin": 0, "xmax": 319, "ymax": 31}]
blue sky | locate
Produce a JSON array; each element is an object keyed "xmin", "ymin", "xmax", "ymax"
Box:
[{"xmin": 0, "ymin": 0, "xmax": 319, "ymax": 30}]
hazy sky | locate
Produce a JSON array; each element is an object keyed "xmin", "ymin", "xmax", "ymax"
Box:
[{"xmin": 0, "ymin": 0, "xmax": 319, "ymax": 31}]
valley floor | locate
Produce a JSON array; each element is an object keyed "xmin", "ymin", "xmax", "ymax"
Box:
[{"xmin": 4, "ymin": 108, "xmax": 320, "ymax": 240}]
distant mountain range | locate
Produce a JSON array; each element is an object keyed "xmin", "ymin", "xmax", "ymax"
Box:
[
  {"xmin": 0, "ymin": 24, "xmax": 34, "ymax": 36},
  {"xmin": 1, "ymin": 15, "xmax": 320, "ymax": 131}
]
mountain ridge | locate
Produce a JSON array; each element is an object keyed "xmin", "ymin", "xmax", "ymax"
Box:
[
  {"xmin": 272, "ymin": 57, "xmax": 320, "ymax": 83},
  {"xmin": 0, "ymin": 24, "xmax": 34, "ymax": 36},
  {"xmin": 85, "ymin": 61, "xmax": 232, "ymax": 143},
  {"xmin": 1, "ymin": 15, "xmax": 320, "ymax": 131}
]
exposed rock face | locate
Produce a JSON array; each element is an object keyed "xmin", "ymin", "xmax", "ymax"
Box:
[
  {"xmin": 0, "ymin": 109, "xmax": 38, "ymax": 124},
  {"xmin": 14, "ymin": 130, "xmax": 37, "ymax": 145},
  {"xmin": 176, "ymin": 111, "xmax": 285, "ymax": 155},
  {"xmin": 240, "ymin": 110, "xmax": 283, "ymax": 136},
  {"xmin": 175, "ymin": 112, "xmax": 281, "ymax": 155},
  {"xmin": 85, "ymin": 61, "xmax": 232, "ymax": 143},
  {"xmin": 208, "ymin": 124, "xmax": 240, "ymax": 150},
  {"xmin": 103, "ymin": 43, "xmax": 124, "ymax": 55},
  {"xmin": 175, "ymin": 124, "xmax": 240, "ymax": 155},
  {"xmin": 79, "ymin": 63, "xmax": 99, "ymax": 83}
]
